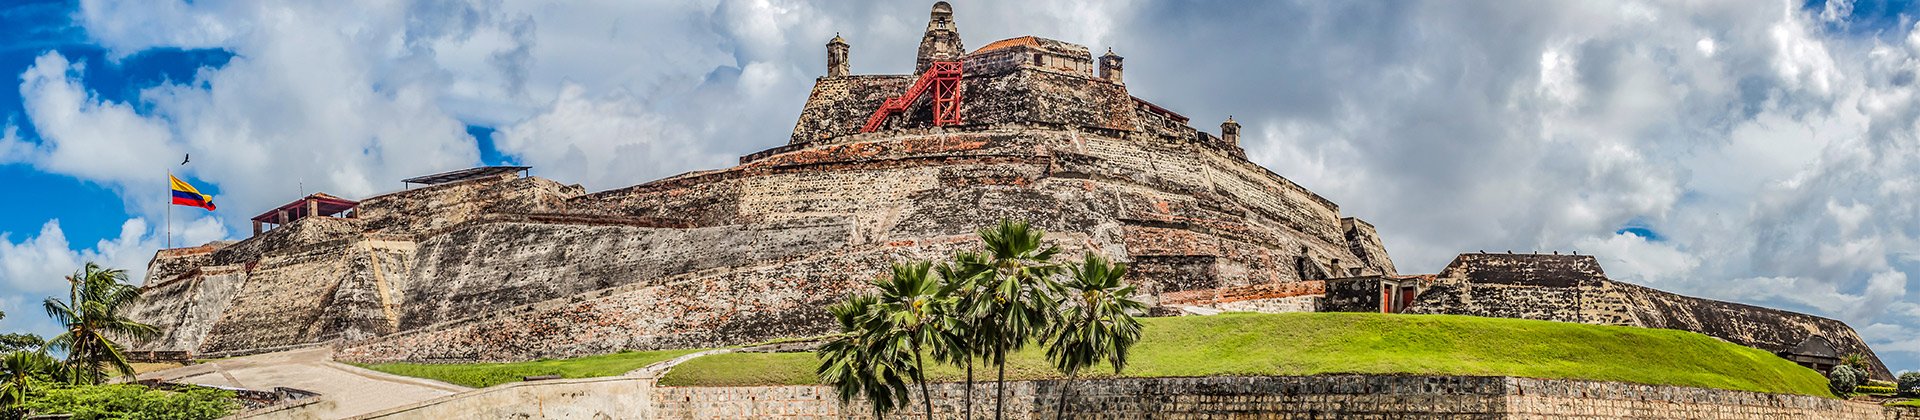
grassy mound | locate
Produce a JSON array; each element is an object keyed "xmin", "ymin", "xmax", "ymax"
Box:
[
  {"xmin": 658, "ymin": 312, "xmax": 1833, "ymax": 397},
  {"xmin": 351, "ymin": 348, "xmax": 702, "ymax": 388}
]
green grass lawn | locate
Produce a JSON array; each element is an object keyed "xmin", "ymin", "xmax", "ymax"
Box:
[
  {"xmin": 351, "ymin": 348, "xmax": 702, "ymax": 388},
  {"xmin": 657, "ymin": 312, "xmax": 1834, "ymax": 397}
]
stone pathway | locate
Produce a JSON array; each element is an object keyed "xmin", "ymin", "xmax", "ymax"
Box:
[
  {"xmin": 627, "ymin": 348, "xmax": 735, "ymax": 378},
  {"xmin": 139, "ymin": 347, "xmax": 469, "ymax": 419}
]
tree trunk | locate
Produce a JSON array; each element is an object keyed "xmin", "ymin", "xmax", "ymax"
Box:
[
  {"xmin": 964, "ymin": 355, "xmax": 975, "ymax": 420},
  {"xmin": 995, "ymin": 345, "xmax": 1008, "ymax": 420},
  {"xmin": 994, "ymin": 314, "xmax": 1008, "ymax": 420},
  {"xmin": 1054, "ymin": 373, "xmax": 1077, "ymax": 420},
  {"xmin": 915, "ymin": 347, "xmax": 932, "ymax": 420}
]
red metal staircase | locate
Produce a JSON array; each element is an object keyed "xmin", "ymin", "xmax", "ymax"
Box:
[{"xmin": 860, "ymin": 61, "xmax": 963, "ymax": 133}]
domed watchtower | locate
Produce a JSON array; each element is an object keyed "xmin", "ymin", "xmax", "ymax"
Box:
[
  {"xmin": 826, "ymin": 33, "xmax": 850, "ymax": 77},
  {"xmin": 915, "ymin": 1, "xmax": 965, "ymax": 73}
]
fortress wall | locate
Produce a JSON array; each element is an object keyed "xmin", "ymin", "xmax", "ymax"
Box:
[
  {"xmin": 145, "ymin": 245, "xmax": 222, "ymax": 286},
  {"xmin": 313, "ymin": 242, "xmax": 416, "ymax": 342},
  {"xmin": 1608, "ymin": 280, "xmax": 1893, "ymax": 379},
  {"xmin": 1132, "ymin": 99, "xmax": 1194, "ymax": 140},
  {"xmin": 135, "ymin": 77, "xmax": 1387, "ymax": 360},
  {"xmin": 1343, "ymin": 218, "xmax": 1396, "ymax": 275},
  {"xmin": 339, "ymin": 237, "xmax": 1016, "ymax": 363},
  {"xmin": 197, "ymin": 247, "xmax": 358, "ymax": 353},
  {"xmin": 791, "ymin": 67, "xmax": 1137, "ymax": 146},
  {"xmin": 208, "ymin": 216, "xmax": 363, "ymax": 266},
  {"xmin": 997, "ymin": 69, "xmax": 1137, "ymax": 132},
  {"xmin": 395, "ymin": 222, "xmax": 853, "ymax": 332},
  {"xmin": 128, "ymin": 267, "xmax": 247, "ymax": 352},
  {"xmin": 651, "ymin": 376, "xmax": 1886, "ymax": 419},
  {"xmin": 789, "ymin": 75, "xmax": 914, "ymax": 144},
  {"xmin": 355, "ymin": 174, "xmax": 582, "ymax": 236},
  {"xmin": 1403, "ymin": 253, "xmax": 1892, "ymax": 380}
]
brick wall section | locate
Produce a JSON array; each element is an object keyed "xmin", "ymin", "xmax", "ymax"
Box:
[{"xmin": 651, "ymin": 375, "xmax": 1892, "ymax": 419}]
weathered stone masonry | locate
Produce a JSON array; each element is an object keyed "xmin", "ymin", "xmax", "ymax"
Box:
[
  {"xmin": 650, "ymin": 375, "xmax": 1896, "ymax": 419},
  {"xmin": 129, "ymin": 2, "xmax": 1395, "ymax": 363}
]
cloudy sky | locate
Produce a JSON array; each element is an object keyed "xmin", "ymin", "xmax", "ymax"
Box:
[{"xmin": 1, "ymin": 0, "xmax": 1917, "ymax": 370}]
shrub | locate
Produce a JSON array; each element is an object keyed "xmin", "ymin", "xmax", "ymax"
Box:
[
  {"xmin": 1831, "ymin": 365, "xmax": 1863, "ymax": 396},
  {"xmin": 16, "ymin": 382, "xmax": 236, "ymax": 420},
  {"xmin": 1858, "ymin": 385, "xmax": 1897, "ymax": 396},
  {"xmin": 1900, "ymin": 372, "xmax": 1920, "ymax": 396}
]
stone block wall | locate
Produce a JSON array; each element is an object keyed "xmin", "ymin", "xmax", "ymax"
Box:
[{"xmin": 651, "ymin": 375, "xmax": 1891, "ymax": 419}]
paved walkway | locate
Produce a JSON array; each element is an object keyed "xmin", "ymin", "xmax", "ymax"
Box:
[{"xmin": 138, "ymin": 347, "xmax": 469, "ymax": 419}]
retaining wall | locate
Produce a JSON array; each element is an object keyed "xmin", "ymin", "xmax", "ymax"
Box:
[{"xmin": 651, "ymin": 375, "xmax": 1893, "ymax": 419}]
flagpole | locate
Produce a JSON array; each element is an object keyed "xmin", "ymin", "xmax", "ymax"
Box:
[{"xmin": 166, "ymin": 169, "xmax": 172, "ymax": 248}]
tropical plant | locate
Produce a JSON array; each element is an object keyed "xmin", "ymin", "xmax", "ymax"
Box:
[
  {"xmin": 0, "ymin": 334, "xmax": 45, "ymax": 353},
  {"xmin": 44, "ymin": 263, "xmax": 159, "ymax": 385},
  {"xmin": 816, "ymin": 294, "xmax": 913, "ymax": 416},
  {"xmin": 1900, "ymin": 371, "xmax": 1920, "ymax": 396},
  {"xmin": 1, "ymin": 350, "xmax": 62, "ymax": 408},
  {"xmin": 930, "ymin": 251, "xmax": 991, "ymax": 419},
  {"xmin": 1830, "ymin": 365, "xmax": 1862, "ymax": 397},
  {"xmin": 17, "ymin": 382, "xmax": 237, "ymax": 420},
  {"xmin": 1840, "ymin": 354, "xmax": 1872, "ymax": 385},
  {"xmin": 974, "ymin": 219, "xmax": 1061, "ymax": 420},
  {"xmin": 870, "ymin": 261, "xmax": 952, "ymax": 419},
  {"xmin": 1042, "ymin": 253, "xmax": 1145, "ymax": 419}
]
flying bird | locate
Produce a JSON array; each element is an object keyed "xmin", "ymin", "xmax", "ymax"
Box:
[{"xmin": 181, "ymin": 154, "xmax": 190, "ymax": 165}]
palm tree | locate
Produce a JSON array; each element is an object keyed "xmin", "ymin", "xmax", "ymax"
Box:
[
  {"xmin": 931, "ymin": 251, "xmax": 991, "ymax": 419},
  {"xmin": 817, "ymin": 294, "xmax": 914, "ymax": 417},
  {"xmin": 870, "ymin": 261, "xmax": 952, "ymax": 420},
  {"xmin": 976, "ymin": 219, "xmax": 1061, "ymax": 420},
  {"xmin": 1042, "ymin": 253, "xmax": 1145, "ymax": 419},
  {"xmin": 43, "ymin": 263, "xmax": 158, "ymax": 385},
  {"xmin": 0, "ymin": 351, "xmax": 61, "ymax": 408}
]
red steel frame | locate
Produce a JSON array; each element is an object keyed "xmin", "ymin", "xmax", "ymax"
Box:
[{"xmin": 861, "ymin": 61, "xmax": 963, "ymax": 133}]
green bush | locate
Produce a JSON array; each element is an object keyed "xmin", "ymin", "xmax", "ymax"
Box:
[
  {"xmin": 1858, "ymin": 385, "xmax": 1897, "ymax": 395},
  {"xmin": 1831, "ymin": 365, "xmax": 1863, "ymax": 396},
  {"xmin": 16, "ymin": 382, "xmax": 237, "ymax": 420},
  {"xmin": 1899, "ymin": 372, "xmax": 1920, "ymax": 396}
]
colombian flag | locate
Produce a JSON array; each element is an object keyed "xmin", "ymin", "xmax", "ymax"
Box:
[{"xmin": 169, "ymin": 175, "xmax": 216, "ymax": 211}]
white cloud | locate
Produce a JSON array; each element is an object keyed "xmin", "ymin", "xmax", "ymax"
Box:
[
  {"xmin": 1769, "ymin": 5, "xmax": 1841, "ymax": 95},
  {"xmin": 492, "ymin": 83, "xmax": 729, "ymax": 189},
  {"xmin": 15, "ymin": 52, "xmax": 179, "ymax": 188},
  {"xmin": 1575, "ymin": 233, "xmax": 1700, "ymax": 288},
  {"xmin": 0, "ymin": 125, "xmax": 28, "ymax": 164},
  {"xmin": 0, "ymin": 217, "xmax": 223, "ymax": 337}
]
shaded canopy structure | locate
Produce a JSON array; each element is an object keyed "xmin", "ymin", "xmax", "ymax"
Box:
[{"xmin": 250, "ymin": 193, "xmax": 358, "ymax": 235}]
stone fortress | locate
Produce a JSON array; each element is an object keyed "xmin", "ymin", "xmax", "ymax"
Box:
[{"xmin": 129, "ymin": 0, "xmax": 1888, "ymax": 386}]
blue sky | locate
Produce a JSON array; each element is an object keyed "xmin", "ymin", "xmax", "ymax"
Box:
[{"xmin": 2, "ymin": 0, "xmax": 1919, "ymax": 372}]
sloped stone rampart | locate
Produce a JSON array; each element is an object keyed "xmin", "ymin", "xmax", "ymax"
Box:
[{"xmin": 1405, "ymin": 253, "xmax": 1893, "ymax": 379}]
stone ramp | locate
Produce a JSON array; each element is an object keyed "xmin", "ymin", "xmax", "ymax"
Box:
[
  {"xmin": 345, "ymin": 347, "xmax": 738, "ymax": 419},
  {"xmin": 138, "ymin": 347, "xmax": 468, "ymax": 419}
]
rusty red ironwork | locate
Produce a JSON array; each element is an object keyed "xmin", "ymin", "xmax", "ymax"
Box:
[{"xmin": 861, "ymin": 61, "xmax": 963, "ymax": 133}]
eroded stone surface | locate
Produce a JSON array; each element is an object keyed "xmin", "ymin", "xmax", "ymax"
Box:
[{"xmin": 127, "ymin": 9, "xmax": 1394, "ymax": 363}]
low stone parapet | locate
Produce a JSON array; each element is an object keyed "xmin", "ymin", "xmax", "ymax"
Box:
[{"xmin": 654, "ymin": 375, "xmax": 1891, "ymax": 419}]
